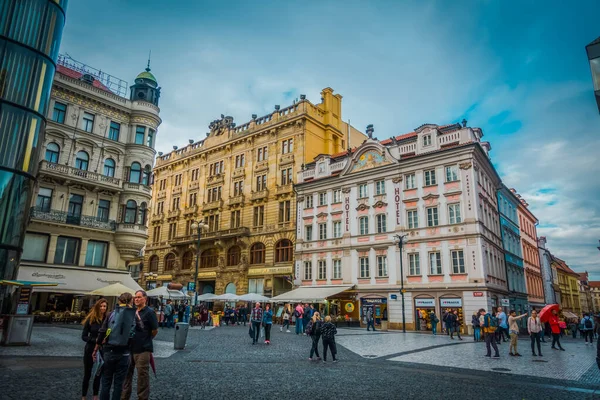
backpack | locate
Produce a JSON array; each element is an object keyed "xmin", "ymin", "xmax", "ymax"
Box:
[
  {"xmin": 484, "ymin": 313, "xmax": 498, "ymax": 332},
  {"xmin": 106, "ymin": 306, "xmax": 136, "ymax": 347},
  {"xmin": 313, "ymin": 320, "xmax": 322, "ymax": 335},
  {"xmin": 305, "ymin": 320, "xmax": 314, "ymax": 335},
  {"xmin": 584, "ymin": 317, "xmax": 593, "ymax": 329},
  {"xmin": 294, "ymin": 310, "xmax": 300, "ymax": 318}
]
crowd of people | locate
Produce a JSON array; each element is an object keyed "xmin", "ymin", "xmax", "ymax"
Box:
[{"xmin": 81, "ymin": 290, "xmax": 158, "ymax": 400}]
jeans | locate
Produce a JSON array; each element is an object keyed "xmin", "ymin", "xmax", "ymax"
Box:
[
  {"xmin": 310, "ymin": 335, "xmax": 321, "ymax": 358},
  {"xmin": 121, "ymin": 352, "xmax": 151, "ymax": 400},
  {"xmin": 295, "ymin": 318, "xmax": 304, "ymax": 335},
  {"xmin": 100, "ymin": 349, "xmax": 130, "ymax": 400},
  {"xmin": 322, "ymin": 338, "xmax": 336, "ymax": 361},
  {"xmin": 184, "ymin": 314, "xmax": 190, "ymax": 323},
  {"xmin": 165, "ymin": 314, "xmax": 174, "ymax": 328},
  {"xmin": 474, "ymin": 327, "xmax": 481, "ymax": 341},
  {"xmin": 485, "ymin": 330, "xmax": 499, "ymax": 356},
  {"xmin": 497, "ymin": 326, "xmax": 509, "ymax": 342},
  {"xmin": 264, "ymin": 323, "xmax": 272, "ymax": 341},
  {"xmin": 367, "ymin": 320, "xmax": 375, "ymax": 331},
  {"xmin": 551, "ymin": 333, "xmax": 563, "ymax": 349},
  {"xmin": 583, "ymin": 330, "xmax": 593, "ymax": 343},
  {"xmin": 82, "ymin": 343, "xmax": 101, "ymax": 397},
  {"xmin": 283, "ymin": 319, "xmax": 290, "ymax": 330},
  {"xmin": 252, "ymin": 321, "xmax": 261, "ymax": 343},
  {"xmin": 450, "ymin": 326, "xmax": 461, "ymax": 339},
  {"xmin": 303, "ymin": 318, "xmax": 310, "ymax": 333},
  {"xmin": 530, "ymin": 331, "xmax": 542, "ymax": 354},
  {"xmin": 432, "ymin": 323, "xmax": 437, "ymax": 335},
  {"xmin": 509, "ymin": 331, "xmax": 519, "ymax": 354}
]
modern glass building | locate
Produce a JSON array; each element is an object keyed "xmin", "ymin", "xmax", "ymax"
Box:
[{"xmin": 0, "ymin": 0, "xmax": 68, "ymax": 312}]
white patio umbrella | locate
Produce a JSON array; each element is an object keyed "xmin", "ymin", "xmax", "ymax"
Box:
[
  {"xmin": 212, "ymin": 293, "xmax": 241, "ymax": 301},
  {"xmin": 88, "ymin": 282, "xmax": 136, "ymax": 297},
  {"xmin": 196, "ymin": 293, "xmax": 217, "ymax": 301},
  {"xmin": 237, "ymin": 293, "xmax": 271, "ymax": 302},
  {"xmin": 146, "ymin": 286, "xmax": 189, "ymax": 300}
]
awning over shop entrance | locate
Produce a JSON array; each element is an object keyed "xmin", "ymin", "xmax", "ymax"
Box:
[
  {"xmin": 271, "ymin": 285, "xmax": 353, "ymax": 303},
  {"xmin": 17, "ymin": 265, "xmax": 142, "ymax": 294}
]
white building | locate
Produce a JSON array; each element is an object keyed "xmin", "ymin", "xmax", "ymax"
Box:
[
  {"xmin": 293, "ymin": 122, "xmax": 509, "ymax": 332},
  {"xmin": 17, "ymin": 55, "xmax": 161, "ymax": 312}
]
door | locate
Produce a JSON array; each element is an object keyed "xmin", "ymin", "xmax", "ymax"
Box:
[{"xmin": 67, "ymin": 194, "xmax": 83, "ymax": 225}]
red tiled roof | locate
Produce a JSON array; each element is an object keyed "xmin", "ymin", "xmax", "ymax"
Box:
[
  {"xmin": 56, "ymin": 65, "xmax": 113, "ymax": 94},
  {"xmin": 589, "ymin": 281, "xmax": 600, "ymax": 288}
]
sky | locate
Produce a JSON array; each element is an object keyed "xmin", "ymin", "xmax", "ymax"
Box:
[{"xmin": 60, "ymin": 0, "xmax": 600, "ymax": 278}]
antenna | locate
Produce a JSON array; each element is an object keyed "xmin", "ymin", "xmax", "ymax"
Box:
[{"xmin": 146, "ymin": 50, "xmax": 152, "ymax": 72}]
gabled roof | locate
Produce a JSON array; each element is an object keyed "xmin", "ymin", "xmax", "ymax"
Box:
[
  {"xmin": 589, "ymin": 281, "xmax": 600, "ymax": 288},
  {"xmin": 56, "ymin": 65, "xmax": 114, "ymax": 94}
]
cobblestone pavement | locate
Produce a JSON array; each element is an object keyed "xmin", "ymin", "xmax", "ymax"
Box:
[{"xmin": 1, "ymin": 324, "xmax": 599, "ymax": 400}]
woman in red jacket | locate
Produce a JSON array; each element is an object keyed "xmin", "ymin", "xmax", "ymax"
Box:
[{"xmin": 550, "ymin": 309, "xmax": 565, "ymax": 351}]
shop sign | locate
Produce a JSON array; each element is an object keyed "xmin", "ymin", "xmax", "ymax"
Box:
[
  {"xmin": 344, "ymin": 197, "xmax": 351, "ymax": 232},
  {"xmin": 248, "ymin": 266, "xmax": 293, "ymax": 276},
  {"xmin": 187, "ymin": 282, "xmax": 196, "ymax": 291},
  {"xmin": 197, "ymin": 271, "xmax": 216, "ymax": 279},
  {"xmin": 473, "ymin": 291, "xmax": 484, "ymax": 297},
  {"xmin": 390, "ymin": 294, "xmax": 398, "ymax": 300},
  {"xmin": 361, "ymin": 297, "xmax": 387, "ymax": 304},
  {"xmin": 395, "ymin": 187, "xmax": 401, "ymax": 225},
  {"xmin": 501, "ymin": 298, "xmax": 510, "ymax": 306},
  {"xmin": 345, "ymin": 303, "xmax": 355, "ymax": 312},
  {"xmin": 440, "ymin": 298, "xmax": 462, "ymax": 307},
  {"xmin": 415, "ymin": 298, "xmax": 435, "ymax": 307},
  {"xmin": 156, "ymin": 274, "xmax": 173, "ymax": 280}
]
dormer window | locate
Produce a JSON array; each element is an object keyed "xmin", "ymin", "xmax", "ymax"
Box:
[
  {"xmin": 423, "ymin": 134, "xmax": 432, "ymax": 146},
  {"xmin": 318, "ymin": 163, "xmax": 325, "ymax": 174}
]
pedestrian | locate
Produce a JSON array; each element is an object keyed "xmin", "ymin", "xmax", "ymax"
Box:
[
  {"xmin": 163, "ymin": 300, "xmax": 174, "ymax": 328},
  {"xmin": 81, "ymin": 298, "xmax": 108, "ymax": 400},
  {"xmin": 240, "ymin": 304, "xmax": 248, "ymax": 326},
  {"xmin": 321, "ymin": 315, "xmax": 338, "ymax": 363},
  {"xmin": 543, "ymin": 321, "xmax": 551, "ymax": 342},
  {"xmin": 262, "ymin": 303, "xmax": 273, "ymax": 344},
  {"xmin": 122, "ymin": 290, "xmax": 159, "ymax": 400},
  {"xmin": 200, "ymin": 307, "xmax": 209, "ymax": 329},
  {"xmin": 549, "ymin": 309, "xmax": 565, "ymax": 351},
  {"xmin": 177, "ymin": 302, "xmax": 184, "ymax": 324},
  {"xmin": 472, "ymin": 311, "xmax": 481, "ymax": 342},
  {"xmin": 480, "ymin": 308, "xmax": 499, "ymax": 358},
  {"xmin": 527, "ymin": 310, "xmax": 543, "ymax": 357},
  {"xmin": 250, "ymin": 302, "xmax": 263, "ymax": 345},
  {"xmin": 294, "ymin": 303, "xmax": 304, "ymax": 335},
  {"xmin": 307, "ymin": 312, "xmax": 322, "ymax": 361},
  {"xmin": 443, "ymin": 310, "xmax": 451, "ymax": 336},
  {"xmin": 366, "ymin": 308, "xmax": 376, "ymax": 331},
  {"xmin": 281, "ymin": 304, "xmax": 291, "ymax": 332},
  {"xmin": 507, "ymin": 310, "xmax": 527, "ymax": 357},
  {"xmin": 442, "ymin": 310, "xmax": 448, "ymax": 335},
  {"xmin": 184, "ymin": 302, "xmax": 190, "ymax": 324},
  {"xmin": 429, "ymin": 311, "xmax": 438, "ymax": 336},
  {"xmin": 496, "ymin": 307, "xmax": 509, "ymax": 343},
  {"xmin": 94, "ymin": 292, "xmax": 135, "ymax": 400},
  {"xmin": 581, "ymin": 313, "xmax": 595, "ymax": 345},
  {"xmin": 302, "ymin": 303, "xmax": 311, "ymax": 334}
]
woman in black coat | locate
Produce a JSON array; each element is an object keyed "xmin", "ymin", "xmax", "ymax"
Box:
[{"xmin": 81, "ymin": 298, "xmax": 108, "ymax": 400}]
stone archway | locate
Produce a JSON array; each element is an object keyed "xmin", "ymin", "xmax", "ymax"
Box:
[{"xmin": 225, "ymin": 282, "xmax": 237, "ymax": 294}]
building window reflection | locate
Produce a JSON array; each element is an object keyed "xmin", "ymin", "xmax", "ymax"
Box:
[
  {"xmin": 45, "ymin": 143, "xmax": 60, "ymax": 163},
  {"xmin": 75, "ymin": 151, "xmax": 89, "ymax": 170}
]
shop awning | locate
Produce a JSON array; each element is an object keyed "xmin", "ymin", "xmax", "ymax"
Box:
[
  {"xmin": 563, "ymin": 311, "xmax": 579, "ymax": 319},
  {"xmin": 271, "ymin": 285, "xmax": 354, "ymax": 303},
  {"xmin": 0, "ymin": 280, "xmax": 58, "ymax": 287},
  {"xmin": 16, "ymin": 265, "xmax": 142, "ymax": 294}
]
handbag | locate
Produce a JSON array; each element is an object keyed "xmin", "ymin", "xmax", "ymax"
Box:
[
  {"xmin": 260, "ymin": 326, "xmax": 265, "ymax": 338},
  {"xmin": 248, "ymin": 325, "xmax": 254, "ymax": 338}
]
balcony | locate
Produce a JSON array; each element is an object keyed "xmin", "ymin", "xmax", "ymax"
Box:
[
  {"xmin": 115, "ymin": 223, "xmax": 148, "ymax": 236},
  {"xmin": 251, "ymin": 189, "xmax": 269, "ymax": 201},
  {"xmin": 203, "ymin": 199, "xmax": 223, "ymax": 211},
  {"xmin": 151, "ymin": 213, "xmax": 164, "ymax": 222},
  {"xmin": 229, "ymin": 195, "xmax": 245, "ymax": 207},
  {"xmin": 189, "ymin": 181, "xmax": 199, "ymax": 190},
  {"xmin": 167, "ymin": 209, "xmax": 180, "ymax": 219},
  {"xmin": 276, "ymin": 184, "xmax": 293, "ymax": 196},
  {"xmin": 157, "ymin": 190, "xmax": 167, "ymax": 199},
  {"xmin": 183, "ymin": 205, "xmax": 198, "ymax": 215},
  {"xmin": 172, "ymin": 186, "xmax": 182, "ymax": 195},
  {"xmin": 207, "ymin": 174, "xmax": 224, "ymax": 185},
  {"xmin": 219, "ymin": 227, "xmax": 250, "ymax": 239},
  {"xmin": 171, "ymin": 227, "xmax": 250, "ymax": 246},
  {"xmin": 39, "ymin": 160, "xmax": 121, "ymax": 189},
  {"xmin": 279, "ymin": 153, "xmax": 294, "ymax": 165},
  {"xmin": 30, "ymin": 207, "xmax": 116, "ymax": 231},
  {"xmin": 232, "ymin": 168, "xmax": 245, "ymax": 179},
  {"xmin": 122, "ymin": 182, "xmax": 152, "ymax": 195}
]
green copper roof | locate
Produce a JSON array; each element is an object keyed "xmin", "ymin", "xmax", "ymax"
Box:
[{"xmin": 136, "ymin": 70, "xmax": 157, "ymax": 83}]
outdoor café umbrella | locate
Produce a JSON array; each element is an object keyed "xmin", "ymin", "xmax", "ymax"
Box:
[
  {"xmin": 212, "ymin": 293, "xmax": 240, "ymax": 301},
  {"xmin": 146, "ymin": 286, "xmax": 189, "ymax": 300},
  {"xmin": 196, "ymin": 293, "xmax": 217, "ymax": 301},
  {"xmin": 539, "ymin": 303, "xmax": 559, "ymax": 323},
  {"xmin": 89, "ymin": 282, "xmax": 136, "ymax": 297},
  {"xmin": 237, "ymin": 293, "xmax": 270, "ymax": 302}
]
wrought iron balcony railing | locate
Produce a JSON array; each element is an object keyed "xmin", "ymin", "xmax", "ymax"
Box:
[{"xmin": 30, "ymin": 207, "xmax": 116, "ymax": 231}]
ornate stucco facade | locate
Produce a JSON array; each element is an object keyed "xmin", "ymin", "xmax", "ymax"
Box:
[
  {"xmin": 142, "ymin": 88, "xmax": 365, "ymax": 298},
  {"xmin": 294, "ymin": 122, "xmax": 510, "ymax": 332}
]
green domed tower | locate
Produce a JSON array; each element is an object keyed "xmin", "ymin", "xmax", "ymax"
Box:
[{"xmin": 130, "ymin": 57, "xmax": 161, "ymax": 105}]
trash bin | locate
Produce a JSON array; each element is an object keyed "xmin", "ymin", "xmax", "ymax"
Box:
[{"xmin": 174, "ymin": 322, "xmax": 189, "ymax": 350}]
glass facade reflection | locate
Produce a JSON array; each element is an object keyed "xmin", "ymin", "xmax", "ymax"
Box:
[{"xmin": 0, "ymin": 0, "xmax": 67, "ymax": 312}]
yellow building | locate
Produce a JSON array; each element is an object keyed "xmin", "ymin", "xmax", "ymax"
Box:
[
  {"xmin": 553, "ymin": 257, "xmax": 581, "ymax": 318},
  {"xmin": 142, "ymin": 88, "xmax": 365, "ymax": 297}
]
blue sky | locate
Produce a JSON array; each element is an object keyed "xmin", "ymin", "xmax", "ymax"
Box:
[{"xmin": 61, "ymin": 1, "xmax": 600, "ymax": 278}]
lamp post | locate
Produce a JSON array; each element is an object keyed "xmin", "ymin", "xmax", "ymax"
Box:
[
  {"xmin": 394, "ymin": 234, "xmax": 408, "ymax": 333},
  {"xmin": 143, "ymin": 272, "xmax": 157, "ymax": 290},
  {"xmin": 586, "ymin": 37, "xmax": 600, "ymax": 113},
  {"xmin": 190, "ymin": 220, "xmax": 208, "ymax": 325}
]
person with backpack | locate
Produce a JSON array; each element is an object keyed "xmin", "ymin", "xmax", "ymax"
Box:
[
  {"xmin": 581, "ymin": 313, "xmax": 595, "ymax": 345},
  {"xmin": 93, "ymin": 292, "xmax": 137, "ymax": 400},
  {"xmin": 121, "ymin": 290, "xmax": 159, "ymax": 400},
  {"xmin": 250, "ymin": 302, "xmax": 263, "ymax": 345},
  {"xmin": 472, "ymin": 311, "xmax": 481, "ymax": 342},
  {"xmin": 527, "ymin": 309, "xmax": 543, "ymax": 357},
  {"xmin": 321, "ymin": 315, "xmax": 337, "ymax": 363},
  {"xmin": 81, "ymin": 298, "xmax": 108, "ymax": 400},
  {"xmin": 443, "ymin": 310, "xmax": 451, "ymax": 336},
  {"xmin": 163, "ymin": 300, "xmax": 174, "ymax": 328},
  {"xmin": 307, "ymin": 312, "xmax": 322, "ymax": 361},
  {"xmin": 281, "ymin": 304, "xmax": 292, "ymax": 333},
  {"xmin": 549, "ymin": 309, "xmax": 565, "ymax": 351},
  {"xmin": 294, "ymin": 303, "xmax": 304, "ymax": 335},
  {"xmin": 429, "ymin": 311, "xmax": 439, "ymax": 336},
  {"xmin": 479, "ymin": 308, "xmax": 499, "ymax": 358},
  {"xmin": 262, "ymin": 303, "xmax": 273, "ymax": 344}
]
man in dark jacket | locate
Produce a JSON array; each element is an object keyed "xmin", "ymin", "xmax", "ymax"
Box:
[{"xmin": 122, "ymin": 290, "xmax": 158, "ymax": 400}]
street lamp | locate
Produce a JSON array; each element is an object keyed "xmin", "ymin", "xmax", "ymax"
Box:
[
  {"xmin": 143, "ymin": 272, "xmax": 157, "ymax": 289},
  {"xmin": 586, "ymin": 37, "xmax": 600, "ymax": 113},
  {"xmin": 190, "ymin": 220, "xmax": 208, "ymax": 325},
  {"xmin": 394, "ymin": 234, "xmax": 408, "ymax": 333}
]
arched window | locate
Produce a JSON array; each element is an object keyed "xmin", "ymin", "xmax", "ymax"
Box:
[
  {"xmin": 250, "ymin": 243, "xmax": 265, "ymax": 264},
  {"xmin": 149, "ymin": 255, "xmax": 159, "ymax": 272},
  {"xmin": 164, "ymin": 253, "xmax": 176, "ymax": 270},
  {"xmin": 129, "ymin": 162, "xmax": 141, "ymax": 183},
  {"xmin": 124, "ymin": 200, "xmax": 137, "ymax": 223},
  {"xmin": 137, "ymin": 202, "xmax": 147, "ymax": 225},
  {"xmin": 182, "ymin": 251, "xmax": 194, "ymax": 269},
  {"xmin": 227, "ymin": 246, "xmax": 241, "ymax": 266},
  {"xmin": 275, "ymin": 239, "xmax": 293, "ymax": 263},
  {"xmin": 225, "ymin": 282, "xmax": 237, "ymax": 294},
  {"xmin": 45, "ymin": 143, "xmax": 60, "ymax": 163},
  {"xmin": 75, "ymin": 151, "xmax": 89, "ymax": 170},
  {"xmin": 103, "ymin": 158, "xmax": 115, "ymax": 177},
  {"xmin": 142, "ymin": 165, "xmax": 151, "ymax": 185},
  {"xmin": 200, "ymin": 249, "xmax": 218, "ymax": 268}
]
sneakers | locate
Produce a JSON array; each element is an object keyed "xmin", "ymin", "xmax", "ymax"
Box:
[
  {"xmin": 265, "ymin": 340, "xmax": 271, "ymax": 344},
  {"xmin": 308, "ymin": 357, "xmax": 313, "ymax": 361},
  {"xmin": 333, "ymin": 359, "xmax": 338, "ymax": 363},
  {"xmin": 280, "ymin": 327, "xmax": 283, "ymax": 332},
  {"xmin": 286, "ymin": 330, "xmax": 291, "ymax": 333}
]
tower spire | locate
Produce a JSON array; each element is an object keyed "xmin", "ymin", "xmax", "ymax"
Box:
[{"xmin": 146, "ymin": 50, "xmax": 151, "ymax": 72}]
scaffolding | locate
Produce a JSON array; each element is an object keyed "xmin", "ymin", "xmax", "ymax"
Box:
[{"xmin": 57, "ymin": 53, "xmax": 129, "ymax": 98}]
